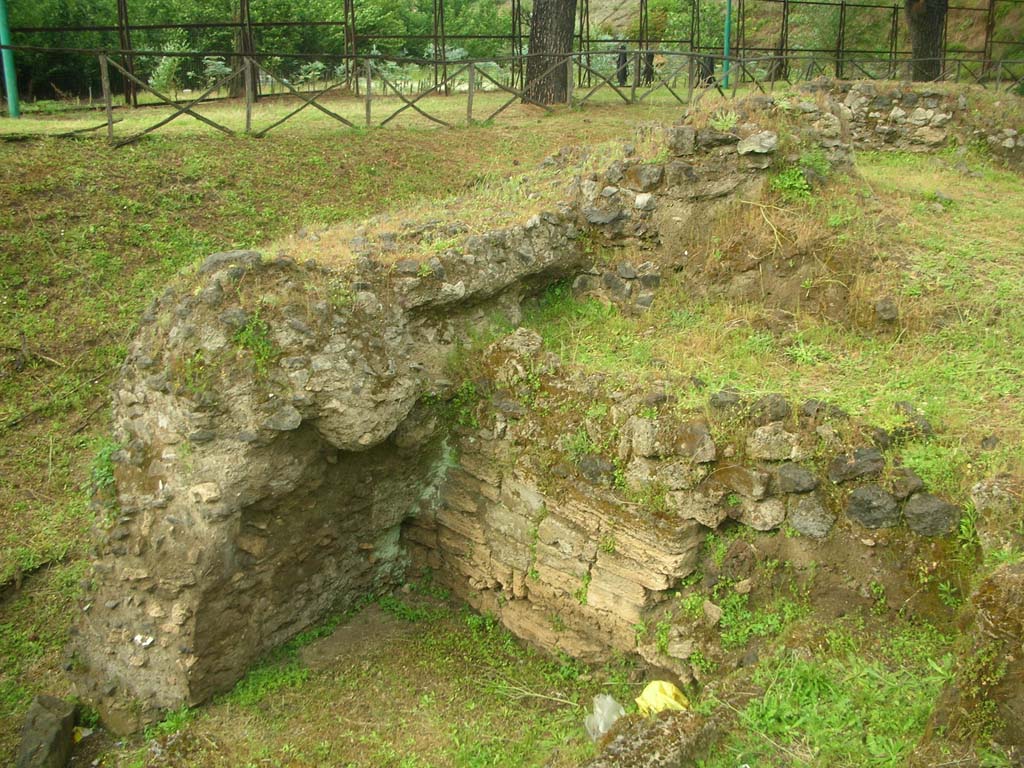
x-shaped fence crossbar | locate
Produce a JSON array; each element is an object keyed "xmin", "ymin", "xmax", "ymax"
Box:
[
  {"xmin": 102, "ymin": 55, "xmax": 240, "ymax": 146},
  {"xmin": 573, "ymin": 55, "xmax": 633, "ymax": 106},
  {"xmin": 372, "ymin": 62, "xmax": 469, "ymax": 128},
  {"xmin": 474, "ymin": 65, "xmax": 555, "ymax": 121},
  {"xmin": 252, "ymin": 62, "xmax": 356, "ymax": 136},
  {"xmin": 91, "ymin": 49, "xmax": 1023, "ymax": 147},
  {"xmin": 635, "ymin": 56, "xmax": 698, "ymax": 105},
  {"xmin": 846, "ymin": 59, "xmax": 884, "ymax": 81},
  {"xmin": 998, "ymin": 62, "xmax": 1024, "ymax": 93}
]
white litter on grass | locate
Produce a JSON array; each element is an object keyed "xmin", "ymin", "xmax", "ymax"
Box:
[{"xmin": 584, "ymin": 693, "xmax": 625, "ymax": 741}]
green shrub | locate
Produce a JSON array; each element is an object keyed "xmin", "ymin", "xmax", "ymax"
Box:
[{"xmin": 771, "ymin": 166, "xmax": 812, "ymax": 200}]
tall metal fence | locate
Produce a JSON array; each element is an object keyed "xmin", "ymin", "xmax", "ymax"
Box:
[{"xmin": 3, "ymin": 0, "xmax": 1022, "ymax": 105}]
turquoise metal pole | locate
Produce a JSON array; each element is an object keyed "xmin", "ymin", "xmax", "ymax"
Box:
[
  {"xmin": 0, "ymin": 0, "xmax": 20, "ymax": 118},
  {"xmin": 723, "ymin": 0, "xmax": 732, "ymax": 89}
]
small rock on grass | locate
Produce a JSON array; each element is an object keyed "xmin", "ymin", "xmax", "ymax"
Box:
[
  {"xmin": 874, "ymin": 296, "xmax": 899, "ymax": 322},
  {"xmin": 703, "ymin": 600, "xmax": 723, "ymax": 627}
]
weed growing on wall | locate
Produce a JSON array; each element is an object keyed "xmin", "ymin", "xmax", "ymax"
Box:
[
  {"xmin": 88, "ymin": 437, "xmax": 120, "ymax": 500},
  {"xmin": 450, "ymin": 379, "xmax": 480, "ymax": 429},
  {"xmin": 233, "ymin": 311, "xmax": 277, "ymax": 376}
]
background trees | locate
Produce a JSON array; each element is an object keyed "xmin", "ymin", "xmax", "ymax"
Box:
[
  {"xmin": 7, "ymin": 0, "xmax": 513, "ymax": 99},
  {"xmin": 5, "ymin": 0, "xmax": 1015, "ymax": 100}
]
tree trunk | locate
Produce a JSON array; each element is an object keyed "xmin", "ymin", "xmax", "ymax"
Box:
[
  {"xmin": 524, "ymin": 0, "xmax": 577, "ymax": 104},
  {"xmin": 231, "ymin": 0, "xmax": 255, "ymax": 98},
  {"xmin": 904, "ymin": 0, "xmax": 947, "ymax": 81}
]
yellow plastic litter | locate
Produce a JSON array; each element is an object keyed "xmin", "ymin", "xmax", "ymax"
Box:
[{"xmin": 635, "ymin": 680, "xmax": 690, "ymax": 716}]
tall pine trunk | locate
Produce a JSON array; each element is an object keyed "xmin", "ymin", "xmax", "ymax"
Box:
[
  {"xmin": 904, "ymin": 0, "xmax": 947, "ymax": 81},
  {"xmin": 524, "ymin": 0, "xmax": 577, "ymax": 104}
]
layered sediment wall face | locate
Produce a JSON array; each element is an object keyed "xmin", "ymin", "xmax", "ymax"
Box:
[
  {"xmin": 402, "ymin": 326, "xmax": 973, "ymax": 676},
  {"xmin": 72, "ymin": 82, "xmax": 1020, "ymax": 735}
]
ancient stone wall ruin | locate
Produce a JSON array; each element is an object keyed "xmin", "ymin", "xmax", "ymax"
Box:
[
  {"xmin": 403, "ymin": 326, "xmax": 965, "ymax": 675},
  {"xmin": 72, "ymin": 217, "xmax": 586, "ymax": 732},
  {"xmin": 72, "ymin": 82, "xmax": 1021, "ymax": 733}
]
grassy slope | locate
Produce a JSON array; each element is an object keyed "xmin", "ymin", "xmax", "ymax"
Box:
[{"xmin": 525, "ymin": 147, "xmax": 1024, "ymax": 502}]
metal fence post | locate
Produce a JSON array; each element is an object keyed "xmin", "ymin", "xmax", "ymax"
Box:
[
  {"xmin": 467, "ymin": 62, "xmax": 475, "ymax": 124},
  {"xmin": 686, "ymin": 54, "xmax": 695, "ymax": 104},
  {"xmin": 0, "ymin": 0, "xmax": 20, "ymax": 118},
  {"xmin": 99, "ymin": 54, "xmax": 114, "ymax": 142}
]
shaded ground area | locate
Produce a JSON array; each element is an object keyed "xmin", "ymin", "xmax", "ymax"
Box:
[{"xmin": 78, "ymin": 587, "xmax": 640, "ymax": 767}]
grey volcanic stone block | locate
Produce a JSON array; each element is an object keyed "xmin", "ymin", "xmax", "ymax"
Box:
[
  {"xmin": 846, "ymin": 484, "xmax": 900, "ymax": 528},
  {"xmin": 776, "ymin": 463, "xmax": 819, "ymax": 493},
  {"xmin": 904, "ymin": 493, "xmax": 959, "ymax": 536},
  {"xmin": 829, "ymin": 447, "xmax": 885, "ymax": 483},
  {"xmin": 788, "ymin": 494, "xmax": 835, "ymax": 539}
]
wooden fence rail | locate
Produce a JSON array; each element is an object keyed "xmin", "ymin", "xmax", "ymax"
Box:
[{"xmin": 83, "ymin": 49, "xmax": 1024, "ymax": 146}]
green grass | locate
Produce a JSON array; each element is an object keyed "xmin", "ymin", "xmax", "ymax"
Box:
[
  {"xmin": 699, "ymin": 621, "xmax": 955, "ymax": 767},
  {"xmin": 521, "ymin": 149, "xmax": 1024, "ymax": 504},
  {"xmin": 103, "ymin": 594, "xmax": 639, "ymax": 767},
  {"xmin": 716, "ymin": 591, "xmax": 806, "ymax": 651},
  {"xmin": 0, "ymin": 562, "xmax": 89, "ymax": 724},
  {"xmin": 232, "ymin": 310, "xmax": 277, "ymax": 376}
]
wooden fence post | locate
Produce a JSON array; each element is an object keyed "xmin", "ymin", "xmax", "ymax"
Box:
[
  {"xmin": 244, "ymin": 57, "xmax": 253, "ymax": 134},
  {"xmin": 686, "ymin": 54, "xmax": 695, "ymax": 104},
  {"xmin": 365, "ymin": 60, "xmax": 372, "ymax": 127},
  {"xmin": 630, "ymin": 50, "xmax": 640, "ymax": 103},
  {"xmin": 99, "ymin": 55, "xmax": 114, "ymax": 143},
  {"xmin": 566, "ymin": 55, "xmax": 574, "ymax": 106},
  {"xmin": 467, "ymin": 62, "xmax": 475, "ymax": 124}
]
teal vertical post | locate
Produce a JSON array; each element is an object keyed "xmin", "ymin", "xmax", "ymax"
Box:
[
  {"xmin": 722, "ymin": 0, "xmax": 732, "ymax": 89},
  {"xmin": 0, "ymin": 0, "xmax": 19, "ymax": 117}
]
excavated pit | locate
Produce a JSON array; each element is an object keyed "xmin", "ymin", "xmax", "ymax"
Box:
[{"xmin": 70, "ymin": 81, "xmax": 1023, "ymax": 762}]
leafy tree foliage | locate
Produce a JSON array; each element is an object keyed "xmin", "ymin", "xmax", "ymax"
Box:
[{"xmin": 9, "ymin": 0, "xmax": 512, "ymax": 99}]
